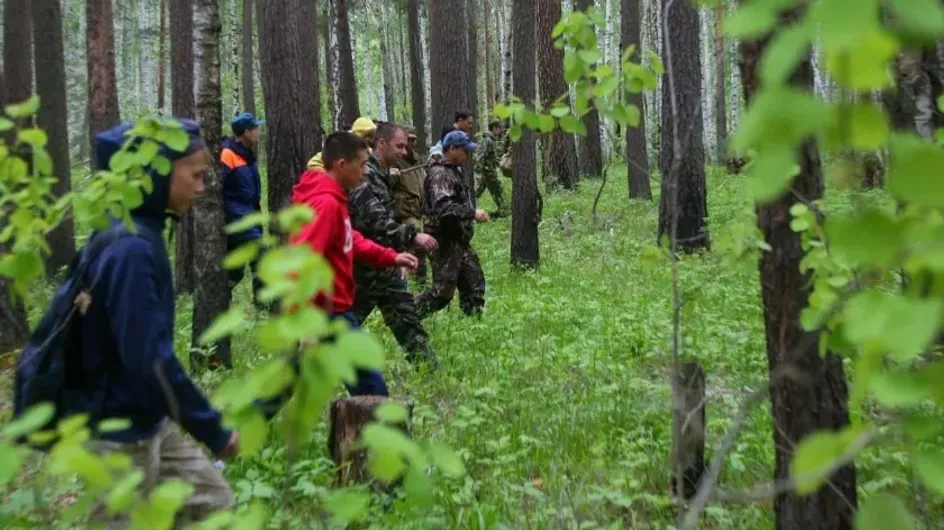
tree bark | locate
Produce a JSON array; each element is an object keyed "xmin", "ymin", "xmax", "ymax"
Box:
[
  {"xmin": 537, "ymin": 0, "xmax": 579, "ymax": 191},
  {"xmin": 575, "ymin": 0, "xmax": 604, "ymax": 179},
  {"xmin": 192, "ymin": 0, "xmax": 232, "ymax": 369},
  {"xmin": 172, "ymin": 0, "xmax": 196, "ymax": 294},
  {"xmin": 380, "ymin": 0, "xmax": 396, "ymax": 122},
  {"xmin": 4, "ymin": 0, "xmax": 33, "ymax": 108},
  {"xmin": 241, "ymin": 0, "xmax": 255, "ymax": 115},
  {"xmin": 86, "ymin": 0, "xmax": 121, "ymax": 154},
  {"xmin": 332, "ymin": 0, "xmax": 359, "ymax": 130},
  {"xmin": 258, "ymin": 0, "xmax": 318, "ymax": 214},
  {"xmin": 621, "ymin": 0, "xmax": 650, "ymax": 200},
  {"xmin": 484, "ymin": 0, "xmax": 495, "ymax": 111},
  {"xmin": 323, "ymin": 0, "xmax": 336, "ymax": 123},
  {"xmin": 298, "ymin": 0, "xmax": 323, "ymax": 152},
  {"xmin": 510, "ymin": 0, "xmax": 540, "ymax": 268},
  {"xmin": 657, "ymin": 0, "xmax": 709, "ymax": 252},
  {"xmin": 159, "ymin": 0, "xmax": 168, "ymax": 111},
  {"xmin": 329, "ymin": 396, "xmax": 414, "ymax": 486},
  {"xmin": 408, "ymin": 0, "xmax": 428, "ymax": 152},
  {"xmin": 714, "ymin": 1, "xmax": 727, "ymax": 162},
  {"xmin": 466, "ymin": 0, "xmax": 479, "ymax": 129},
  {"xmin": 739, "ymin": 9, "xmax": 858, "ymax": 529},
  {"xmin": 428, "ymin": 0, "xmax": 471, "ymax": 137},
  {"xmin": 33, "ymin": 0, "xmax": 76, "ymax": 272}
]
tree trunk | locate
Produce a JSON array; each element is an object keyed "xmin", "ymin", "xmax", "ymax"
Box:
[
  {"xmin": 86, "ymin": 0, "xmax": 121, "ymax": 154},
  {"xmin": 4, "ymin": 0, "xmax": 33, "ymax": 109},
  {"xmin": 397, "ymin": 8, "xmax": 408, "ymax": 121},
  {"xmin": 466, "ymin": 0, "xmax": 479, "ymax": 129},
  {"xmin": 332, "ymin": 0, "xmax": 359, "ymax": 130},
  {"xmin": 484, "ymin": 0, "xmax": 494, "ymax": 111},
  {"xmin": 407, "ymin": 0, "xmax": 428, "ymax": 152},
  {"xmin": 657, "ymin": 0, "xmax": 709, "ymax": 252},
  {"xmin": 33, "ymin": 0, "xmax": 75, "ymax": 272},
  {"xmin": 298, "ymin": 0, "xmax": 323, "ymax": 152},
  {"xmin": 537, "ymin": 0, "xmax": 579, "ymax": 191},
  {"xmin": 192, "ymin": 0, "xmax": 232, "ymax": 369},
  {"xmin": 159, "ymin": 0, "xmax": 168, "ymax": 111},
  {"xmin": 621, "ymin": 0, "xmax": 650, "ymax": 200},
  {"xmin": 501, "ymin": 0, "xmax": 512, "ymax": 101},
  {"xmin": 739, "ymin": 9, "xmax": 858, "ymax": 529},
  {"xmin": 380, "ymin": 0, "xmax": 396, "ymax": 122},
  {"xmin": 575, "ymin": 0, "xmax": 604, "ymax": 179},
  {"xmin": 241, "ymin": 0, "xmax": 255, "ymax": 115},
  {"xmin": 714, "ymin": 1, "xmax": 727, "ymax": 162},
  {"xmin": 172, "ymin": 0, "xmax": 196, "ymax": 294},
  {"xmin": 510, "ymin": 0, "xmax": 540, "ymax": 268},
  {"xmin": 428, "ymin": 0, "xmax": 470, "ymax": 138},
  {"xmin": 229, "ymin": 0, "xmax": 240, "ymax": 116},
  {"xmin": 258, "ymin": 0, "xmax": 318, "ymax": 214},
  {"xmin": 329, "ymin": 396, "xmax": 414, "ymax": 486},
  {"xmin": 323, "ymin": 1, "xmax": 336, "ymax": 123}
]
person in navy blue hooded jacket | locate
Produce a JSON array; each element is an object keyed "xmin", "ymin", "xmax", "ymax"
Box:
[
  {"xmin": 222, "ymin": 112, "xmax": 266, "ymax": 307},
  {"xmin": 80, "ymin": 120, "xmax": 239, "ymax": 527}
]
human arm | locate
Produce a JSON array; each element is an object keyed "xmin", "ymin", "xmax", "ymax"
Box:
[
  {"xmin": 426, "ymin": 167, "xmax": 476, "ymax": 224},
  {"xmin": 351, "ymin": 230, "xmax": 399, "ymax": 268},
  {"xmin": 348, "ymin": 182, "xmax": 419, "ymax": 251}
]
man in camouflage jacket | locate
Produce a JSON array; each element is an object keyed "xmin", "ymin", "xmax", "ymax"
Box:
[
  {"xmin": 392, "ymin": 126, "xmax": 429, "ymax": 285},
  {"xmin": 474, "ymin": 120, "xmax": 508, "ymax": 217},
  {"xmin": 416, "ymin": 131, "xmax": 490, "ymax": 318},
  {"xmin": 349, "ymin": 123, "xmax": 439, "ymax": 367}
]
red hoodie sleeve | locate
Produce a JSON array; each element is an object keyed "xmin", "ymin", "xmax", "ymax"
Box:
[
  {"xmin": 352, "ymin": 229, "xmax": 398, "ymax": 268},
  {"xmin": 292, "ymin": 195, "xmax": 339, "ymax": 254}
]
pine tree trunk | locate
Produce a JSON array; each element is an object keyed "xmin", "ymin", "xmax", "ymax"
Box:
[
  {"xmin": 466, "ymin": 0, "xmax": 479, "ymax": 128},
  {"xmin": 407, "ymin": 0, "xmax": 427, "ymax": 152},
  {"xmin": 332, "ymin": 0, "xmax": 360, "ymax": 129},
  {"xmin": 537, "ymin": 0, "xmax": 578, "ymax": 191},
  {"xmin": 622, "ymin": 0, "xmax": 650, "ymax": 200},
  {"xmin": 575, "ymin": 0, "xmax": 604, "ymax": 178},
  {"xmin": 172, "ymin": 0, "xmax": 196, "ymax": 294},
  {"xmin": 484, "ymin": 0, "xmax": 494, "ymax": 111},
  {"xmin": 510, "ymin": 0, "xmax": 540, "ymax": 268},
  {"xmin": 429, "ymin": 0, "xmax": 471, "ymax": 135},
  {"xmin": 380, "ymin": 0, "xmax": 396, "ymax": 122},
  {"xmin": 86, "ymin": 0, "xmax": 121, "ymax": 155},
  {"xmin": 740, "ymin": 10, "xmax": 858, "ymax": 528},
  {"xmin": 298, "ymin": 0, "xmax": 323, "ymax": 152},
  {"xmin": 397, "ymin": 9, "xmax": 408, "ymax": 121},
  {"xmin": 258, "ymin": 0, "xmax": 317, "ymax": 214},
  {"xmin": 323, "ymin": 1, "xmax": 336, "ymax": 122},
  {"xmin": 657, "ymin": 0, "xmax": 709, "ymax": 252},
  {"xmin": 241, "ymin": 0, "xmax": 255, "ymax": 115},
  {"xmin": 192, "ymin": 0, "xmax": 232, "ymax": 369},
  {"xmin": 714, "ymin": 1, "xmax": 727, "ymax": 162},
  {"xmin": 159, "ymin": 0, "xmax": 168, "ymax": 111},
  {"xmin": 33, "ymin": 0, "xmax": 76, "ymax": 272}
]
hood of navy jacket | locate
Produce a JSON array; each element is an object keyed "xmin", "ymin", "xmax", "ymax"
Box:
[{"xmin": 67, "ymin": 120, "xmax": 231, "ymax": 453}]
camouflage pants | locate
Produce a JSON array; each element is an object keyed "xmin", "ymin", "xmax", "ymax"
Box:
[
  {"xmin": 415, "ymin": 243, "xmax": 485, "ymax": 318},
  {"xmin": 89, "ymin": 420, "xmax": 234, "ymax": 529},
  {"xmin": 352, "ymin": 266, "xmax": 437, "ymax": 364},
  {"xmin": 476, "ymin": 169, "xmax": 507, "ymax": 213}
]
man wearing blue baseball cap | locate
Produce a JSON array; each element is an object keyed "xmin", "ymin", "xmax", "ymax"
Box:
[
  {"xmin": 416, "ymin": 130, "xmax": 490, "ymax": 318},
  {"xmin": 221, "ymin": 112, "xmax": 267, "ymax": 308}
]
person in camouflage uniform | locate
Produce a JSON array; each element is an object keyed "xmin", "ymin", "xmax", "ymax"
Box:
[
  {"xmin": 349, "ymin": 122, "xmax": 439, "ymax": 367},
  {"xmin": 391, "ymin": 126, "xmax": 429, "ymax": 285},
  {"xmin": 416, "ymin": 131, "xmax": 491, "ymax": 318},
  {"xmin": 475, "ymin": 120, "xmax": 508, "ymax": 218}
]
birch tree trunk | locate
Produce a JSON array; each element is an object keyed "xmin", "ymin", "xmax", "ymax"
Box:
[
  {"xmin": 159, "ymin": 0, "xmax": 168, "ymax": 112},
  {"xmin": 241, "ymin": 0, "xmax": 255, "ymax": 115}
]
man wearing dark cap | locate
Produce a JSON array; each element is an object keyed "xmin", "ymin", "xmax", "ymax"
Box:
[
  {"xmin": 416, "ymin": 130, "xmax": 490, "ymax": 318},
  {"xmin": 392, "ymin": 125, "xmax": 429, "ymax": 286},
  {"xmin": 222, "ymin": 112, "xmax": 267, "ymax": 308},
  {"xmin": 68, "ymin": 120, "xmax": 237, "ymax": 526}
]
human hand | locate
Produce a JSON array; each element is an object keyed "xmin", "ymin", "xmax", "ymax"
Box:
[
  {"xmin": 395, "ymin": 253, "xmax": 419, "ymax": 270},
  {"xmin": 474, "ymin": 209, "xmax": 490, "ymax": 223},
  {"xmin": 414, "ymin": 233, "xmax": 438, "ymax": 251},
  {"xmin": 218, "ymin": 431, "xmax": 240, "ymax": 459}
]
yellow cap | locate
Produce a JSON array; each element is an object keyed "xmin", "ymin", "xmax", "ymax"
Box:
[{"xmin": 350, "ymin": 117, "xmax": 377, "ymax": 137}]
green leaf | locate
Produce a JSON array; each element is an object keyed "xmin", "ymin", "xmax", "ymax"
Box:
[
  {"xmin": 224, "ymin": 241, "xmax": 260, "ymax": 270},
  {"xmin": 844, "ymin": 290, "xmax": 943, "ymax": 361},
  {"xmin": 97, "ymin": 418, "xmax": 132, "ymax": 433},
  {"xmin": 593, "ymin": 76, "xmax": 619, "ymax": 99},
  {"xmin": 0, "ymin": 442, "xmax": 22, "ymax": 486},
  {"xmin": 369, "ymin": 447, "xmax": 406, "ymax": 482},
  {"xmin": 151, "ymin": 155, "xmax": 172, "ymax": 176},
  {"xmin": 403, "ymin": 466, "xmax": 434, "ymax": 506},
  {"xmin": 856, "ymin": 494, "xmax": 916, "ymax": 530},
  {"xmin": 375, "ymin": 403, "xmax": 409, "ymax": 423},
  {"xmin": 106, "ymin": 470, "xmax": 144, "ymax": 515},
  {"xmin": 240, "ymin": 409, "xmax": 268, "ymax": 455},
  {"xmin": 17, "ymin": 128, "xmax": 48, "ymax": 148},
  {"xmin": 162, "ymin": 128, "xmax": 189, "ymax": 152},
  {"xmin": 825, "ymin": 209, "xmax": 900, "ymax": 267},
  {"xmin": 790, "ymin": 427, "xmax": 862, "ymax": 495},
  {"xmin": 522, "ymin": 110, "xmax": 541, "ymax": 130},
  {"xmin": 198, "ymin": 308, "xmax": 245, "ymax": 345},
  {"xmin": 277, "ymin": 204, "xmax": 315, "ymax": 233},
  {"xmin": 579, "ymin": 49, "xmax": 601, "ymax": 65},
  {"xmin": 508, "ymin": 124, "xmax": 523, "ymax": 142},
  {"xmin": 869, "ymin": 370, "xmax": 930, "ymax": 407},
  {"xmin": 537, "ymin": 114, "xmax": 556, "ymax": 133},
  {"xmin": 428, "ymin": 443, "xmax": 466, "ymax": 477},
  {"xmin": 225, "ymin": 212, "xmax": 269, "ymax": 235},
  {"xmin": 550, "ymin": 105, "xmax": 570, "ymax": 118},
  {"xmin": 338, "ymin": 331, "xmax": 384, "ymax": 370},
  {"xmin": 760, "ymin": 24, "xmax": 813, "ymax": 86},
  {"xmin": 848, "ymin": 103, "xmax": 890, "ymax": 150},
  {"xmin": 825, "ymin": 29, "xmax": 898, "ymax": 90},
  {"xmin": 493, "ymin": 103, "xmax": 511, "ymax": 119},
  {"xmin": 229, "ymin": 504, "xmax": 267, "ymax": 530},
  {"xmin": 725, "ymin": 1, "xmax": 778, "ymax": 38},
  {"xmin": 324, "ymin": 490, "xmax": 370, "ymax": 525},
  {"xmin": 3, "ymin": 402, "xmax": 55, "ymax": 439},
  {"xmin": 813, "ymin": 0, "xmax": 879, "ymax": 49},
  {"xmin": 747, "ymin": 147, "xmax": 798, "ymax": 203},
  {"xmin": 5, "ymin": 95, "xmax": 40, "ymax": 118},
  {"xmin": 0, "ymin": 117, "xmax": 14, "ymax": 131},
  {"xmin": 914, "ymin": 450, "xmax": 944, "ymax": 495},
  {"xmin": 559, "ymin": 115, "xmax": 587, "ymax": 136},
  {"xmin": 887, "ymin": 133, "xmax": 944, "ymax": 208},
  {"xmin": 887, "ymin": 0, "xmax": 944, "ymax": 43},
  {"xmin": 564, "ymin": 52, "xmax": 582, "ymax": 84}
]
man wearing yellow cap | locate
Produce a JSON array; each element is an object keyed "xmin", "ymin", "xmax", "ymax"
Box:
[{"xmin": 307, "ymin": 117, "xmax": 377, "ymax": 169}]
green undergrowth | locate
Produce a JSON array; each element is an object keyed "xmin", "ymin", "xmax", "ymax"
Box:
[{"xmin": 2, "ymin": 166, "xmax": 939, "ymax": 529}]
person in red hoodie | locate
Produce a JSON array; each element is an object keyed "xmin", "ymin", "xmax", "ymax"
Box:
[{"xmin": 290, "ymin": 131, "xmax": 418, "ymax": 396}]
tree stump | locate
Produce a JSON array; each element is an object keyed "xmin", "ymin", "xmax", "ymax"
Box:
[
  {"xmin": 671, "ymin": 361, "xmax": 706, "ymax": 500},
  {"xmin": 328, "ymin": 396, "xmax": 414, "ymax": 486}
]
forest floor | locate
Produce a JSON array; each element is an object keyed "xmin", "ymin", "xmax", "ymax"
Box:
[{"xmin": 1, "ymin": 166, "xmax": 938, "ymax": 529}]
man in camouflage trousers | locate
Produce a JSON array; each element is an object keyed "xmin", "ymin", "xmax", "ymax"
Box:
[
  {"xmin": 475, "ymin": 120, "xmax": 508, "ymax": 218},
  {"xmin": 349, "ymin": 122, "xmax": 439, "ymax": 367},
  {"xmin": 391, "ymin": 126, "xmax": 429, "ymax": 286},
  {"xmin": 416, "ymin": 131, "xmax": 491, "ymax": 318}
]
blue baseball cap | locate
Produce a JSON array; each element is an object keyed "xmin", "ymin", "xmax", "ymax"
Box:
[
  {"xmin": 231, "ymin": 112, "xmax": 265, "ymax": 135},
  {"xmin": 442, "ymin": 130, "xmax": 478, "ymax": 152}
]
